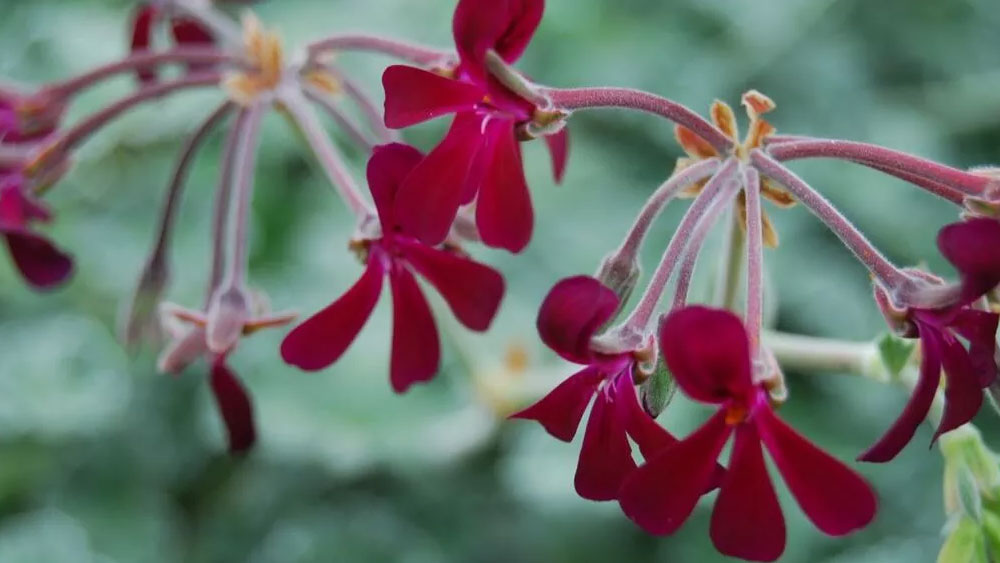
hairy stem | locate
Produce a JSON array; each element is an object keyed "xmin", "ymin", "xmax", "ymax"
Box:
[
  {"xmin": 673, "ymin": 178, "xmax": 742, "ymax": 308},
  {"xmin": 337, "ymin": 70, "xmax": 398, "ymax": 143},
  {"xmin": 207, "ymin": 108, "xmax": 248, "ymax": 304},
  {"xmin": 744, "ymin": 168, "xmax": 765, "ymax": 356},
  {"xmin": 225, "ymin": 102, "xmax": 264, "ymax": 289},
  {"xmin": 303, "ymin": 85, "xmax": 375, "ymax": 151},
  {"xmin": 543, "ymin": 87, "xmax": 734, "ymax": 153},
  {"xmin": 307, "ymin": 34, "xmax": 453, "ymax": 67}
]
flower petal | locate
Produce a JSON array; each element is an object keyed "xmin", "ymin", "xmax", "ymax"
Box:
[
  {"xmin": 400, "ymin": 240, "xmax": 504, "ymax": 331},
  {"xmin": 574, "ymin": 374, "xmax": 636, "ymax": 501},
  {"xmin": 710, "ymin": 423, "xmax": 786, "ymax": 562},
  {"xmin": 658, "ymin": 306, "xmax": 754, "ymax": 405},
  {"xmin": 130, "ymin": 4, "xmax": 160, "ymax": 83},
  {"xmin": 475, "ymin": 120, "xmax": 533, "ymax": 252},
  {"xmin": 4, "ymin": 229, "xmax": 73, "ymax": 289},
  {"xmin": 618, "ymin": 409, "xmax": 732, "ymax": 535},
  {"xmin": 366, "ymin": 142, "xmax": 424, "ymax": 231},
  {"xmin": 170, "ymin": 17, "xmax": 214, "ymax": 46},
  {"xmin": 858, "ymin": 327, "xmax": 942, "ymax": 463},
  {"xmin": 951, "ymin": 309, "xmax": 1000, "ymax": 386},
  {"xmin": 757, "ymin": 406, "xmax": 877, "ymax": 536},
  {"xmin": 936, "ymin": 335, "xmax": 984, "ymax": 439},
  {"xmin": 536, "ymin": 276, "xmax": 619, "ymax": 364},
  {"xmin": 382, "ymin": 65, "xmax": 483, "ymax": 129},
  {"xmin": 545, "ymin": 127, "xmax": 569, "ymax": 184},
  {"xmin": 395, "ymin": 112, "xmax": 487, "ymax": 245},
  {"xmin": 510, "ymin": 365, "xmax": 603, "ymax": 441},
  {"xmin": 621, "ymin": 371, "xmax": 678, "ymax": 459},
  {"xmin": 937, "ymin": 218, "xmax": 1000, "ymax": 301},
  {"xmin": 210, "ymin": 359, "xmax": 257, "ymax": 453},
  {"xmin": 453, "ymin": 0, "xmax": 543, "ymax": 78},
  {"xmin": 280, "ymin": 258, "xmax": 385, "ymax": 371},
  {"xmin": 388, "ymin": 264, "xmax": 441, "ymax": 393}
]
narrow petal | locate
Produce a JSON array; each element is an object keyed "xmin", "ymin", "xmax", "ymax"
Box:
[
  {"xmin": 395, "ymin": 112, "xmax": 487, "ymax": 245},
  {"xmin": 4, "ymin": 230, "xmax": 73, "ymax": 289},
  {"xmin": 618, "ymin": 409, "xmax": 732, "ymax": 535},
  {"xmin": 951, "ymin": 309, "xmax": 1000, "ymax": 386},
  {"xmin": 536, "ymin": 276, "xmax": 619, "ymax": 364},
  {"xmin": 658, "ymin": 306, "xmax": 754, "ymax": 405},
  {"xmin": 757, "ymin": 407, "xmax": 877, "ymax": 535},
  {"xmin": 858, "ymin": 328, "xmax": 942, "ymax": 463},
  {"xmin": 382, "ymin": 65, "xmax": 483, "ymax": 129},
  {"xmin": 388, "ymin": 264, "xmax": 441, "ymax": 393},
  {"xmin": 366, "ymin": 142, "xmax": 424, "ymax": 231},
  {"xmin": 711, "ymin": 424, "xmax": 786, "ymax": 562},
  {"xmin": 545, "ymin": 127, "xmax": 569, "ymax": 184},
  {"xmin": 400, "ymin": 240, "xmax": 504, "ymax": 331},
  {"xmin": 280, "ymin": 258, "xmax": 385, "ymax": 371},
  {"xmin": 510, "ymin": 365, "xmax": 603, "ymax": 441},
  {"xmin": 621, "ymin": 372, "xmax": 678, "ymax": 459},
  {"xmin": 574, "ymin": 375, "xmax": 636, "ymax": 501},
  {"xmin": 936, "ymin": 335, "xmax": 984, "ymax": 439},
  {"xmin": 937, "ymin": 218, "xmax": 1000, "ymax": 301},
  {"xmin": 453, "ymin": 0, "xmax": 544, "ymax": 80},
  {"xmin": 210, "ymin": 360, "xmax": 257, "ymax": 453},
  {"xmin": 130, "ymin": 4, "xmax": 159, "ymax": 83},
  {"xmin": 169, "ymin": 17, "xmax": 214, "ymax": 46},
  {"xmin": 493, "ymin": 0, "xmax": 545, "ymax": 63},
  {"xmin": 475, "ymin": 121, "xmax": 533, "ymax": 252}
]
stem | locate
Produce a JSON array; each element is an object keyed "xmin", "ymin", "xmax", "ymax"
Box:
[
  {"xmin": 763, "ymin": 331, "xmax": 875, "ymax": 376},
  {"xmin": 860, "ymin": 161, "xmax": 965, "ymax": 205},
  {"xmin": 543, "ymin": 87, "xmax": 734, "ymax": 154},
  {"xmin": 307, "ymin": 34, "xmax": 453, "ymax": 67},
  {"xmin": 713, "ymin": 208, "xmax": 744, "ymax": 310},
  {"xmin": 303, "ymin": 85, "xmax": 375, "ymax": 151},
  {"xmin": 207, "ymin": 108, "xmax": 248, "ymax": 304},
  {"xmin": 623, "ymin": 158, "xmax": 740, "ymax": 333},
  {"xmin": 766, "ymin": 137, "xmax": 989, "ymax": 199},
  {"xmin": 744, "ymin": 167, "xmax": 765, "ymax": 357},
  {"xmin": 673, "ymin": 177, "xmax": 742, "ymax": 308},
  {"xmin": 45, "ymin": 48, "xmax": 240, "ymax": 98},
  {"xmin": 279, "ymin": 91, "xmax": 373, "ymax": 218},
  {"xmin": 225, "ymin": 102, "xmax": 264, "ymax": 289},
  {"xmin": 336, "ymin": 70, "xmax": 398, "ymax": 143},
  {"xmin": 751, "ymin": 150, "xmax": 913, "ymax": 292}
]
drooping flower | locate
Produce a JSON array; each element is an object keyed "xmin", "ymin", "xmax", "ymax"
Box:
[
  {"xmin": 861, "ymin": 218, "xmax": 1000, "ymax": 463},
  {"xmin": 281, "ymin": 143, "xmax": 505, "ymax": 393},
  {"xmin": 129, "ymin": 2, "xmax": 218, "ymax": 84},
  {"xmin": 511, "ymin": 276, "xmax": 681, "ymax": 501},
  {"xmin": 619, "ymin": 306, "xmax": 876, "ymax": 562},
  {"xmin": 0, "ymin": 172, "xmax": 72, "ymax": 289},
  {"xmin": 381, "ymin": 0, "xmax": 568, "ymax": 253},
  {"xmin": 0, "ymin": 91, "xmax": 63, "ymax": 144}
]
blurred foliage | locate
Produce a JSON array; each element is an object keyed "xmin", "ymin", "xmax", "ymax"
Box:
[{"xmin": 1, "ymin": 0, "xmax": 1000, "ymax": 561}]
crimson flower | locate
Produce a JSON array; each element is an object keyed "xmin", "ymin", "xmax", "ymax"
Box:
[
  {"xmin": 860, "ymin": 218, "xmax": 1000, "ymax": 462},
  {"xmin": 281, "ymin": 143, "xmax": 505, "ymax": 393},
  {"xmin": 381, "ymin": 0, "xmax": 568, "ymax": 253},
  {"xmin": 0, "ymin": 172, "xmax": 72, "ymax": 289},
  {"xmin": 130, "ymin": 2, "xmax": 217, "ymax": 84},
  {"xmin": 0, "ymin": 92, "xmax": 63, "ymax": 143},
  {"xmin": 511, "ymin": 276, "xmax": 680, "ymax": 501},
  {"xmin": 619, "ymin": 306, "xmax": 876, "ymax": 562}
]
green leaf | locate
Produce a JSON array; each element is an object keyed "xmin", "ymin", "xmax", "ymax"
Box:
[
  {"xmin": 938, "ymin": 516, "xmax": 988, "ymax": 563},
  {"xmin": 877, "ymin": 333, "xmax": 916, "ymax": 378}
]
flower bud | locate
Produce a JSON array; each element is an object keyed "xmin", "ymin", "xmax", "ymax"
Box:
[
  {"xmin": 595, "ymin": 250, "xmax": 640, "ymax": 324},
  {"xmin": 640, "ymin": 355, "xmax": 676, "ymax": 419}
]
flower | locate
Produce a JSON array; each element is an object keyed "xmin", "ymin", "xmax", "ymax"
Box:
[
  {"xmin": 0, "ymin": 91, "xmax": 63, "ymax": 144},
  {"xmin": 281, "ymin": 143, "xmax": 505, "ymax": 393},
  {"xmin": 619, "ymin": 306, "xmax": 876, "ymax": 562},
  {"xmin": 381, "ymin": 0, "xmax": 568, "ymax": 253},
  {"xmin": 511, "ymin": 276, "xmax": 681, "ymax": 501},
  {"xmin": 861, "ymin": 218, "xmax": 1000, "ymax": 462},
  {"xmin": 129, "ymin": 2, "xmax": 217, "ymax": 84},
  {"xmin": 0, "ymin": 172, "xmax": 72, "ymax": 289}
]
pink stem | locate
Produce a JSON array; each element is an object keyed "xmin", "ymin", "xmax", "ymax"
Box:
[
  {"xmin": 226, "ymin": 102, "xmax": 265, "ymax": 289},
  {"xmin": 673, "ymin": 177, "xmax": 742, "ymax": 308},
  {"xmin": 338, "ymin": 71, "xmax": 399, "ymax": 144},
  {"xmin": 207, "ymin": 108, "xmax": 248, "ymax": 304},
  {"xmin": 307, "ymin": 34, "xmax": 453, "ymax": 67},
  {"xmin": 743, "ymin": 167, "xmax": 764, "ymax": 355},
  {"xmin": 304, "ymin": 85, "xmax": 375, "ymax": 150},
  {"xmin": 750, "ymin": 150, "xmax": 913, "ymax": 292},
  {"xmin": 766, "ymin": 137, "xmax": 989, "ymax": 198},
  {"xmin": 862, "ymin": 162, "xmax": 964, "ymax": 204},
  {"xmin": 543, "ymin": 87, "xmax": 734, "ymax": 154}
]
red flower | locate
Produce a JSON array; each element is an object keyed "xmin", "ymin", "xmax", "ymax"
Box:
[
  {"xmin": 129, "ymin": 3, "xmax": 216, "ymax": 84},
  {"xmin": 861, "ymin": 218, "xmax": 1000, "ymax": 462},
  {"xmin": 0, "ymin": 173, "xmax": 72, "ymax": 289},
  {"xmin": 281, "ymin": 143, "xmax": 505, "ymax": 393},
  {"xmin": 381, "ymin": 0, "xmax": 568, "ymax": 253},
  {"xmin": 511, "ymin": 276, "xmax": 680, "ymax": 501},
  {"xmin": 210, "ymin": 356, "xmax": 257, "ymax": 454},
  {"xmin": 0, "ymin": 92, "xmax": 63, "ymax": 143},
  {"xmin": 619, "ymin": 307, "xmax": 876, "ymax": 562}
]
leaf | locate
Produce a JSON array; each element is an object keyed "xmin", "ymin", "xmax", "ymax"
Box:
[
  {"xmin": 938, "ymin": 516, "xmax": 988, "ymax": 563},
  {"xmin": 877, "ymin": 333, "xmax": 916, "ymax": 378}
]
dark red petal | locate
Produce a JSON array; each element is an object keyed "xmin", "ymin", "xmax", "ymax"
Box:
[
  {"xmin": 618, "ymin": 409, "xmax": 732, "ymax": 535},
  {"xmin": 574, "ymin": 375, "xmax": 636, "ymax": 501},
  {"xmin": 937, "ymin": 218, "xmax": 1000, "ymax": 301},
  {"xmin": 382, "ymin": 65, "xmax": 483, "ymax": 129},
  {"xmin": 493, "ymin": 0, "xmax": 545, "ymax": 63},
  {"xmin": 951, "ymin": 309, "xmax": 1000, "ymax": 386},
  {"xmin": 536, "ymin": 276, "xmax": 619, "ymax": 364},
  {"xmin": 710, "ymin": 423, "xmax": 786, "ymax": 562},
  {"xmin": 858, "ymin": 327, "xmax": 942, "ymax": 463},
  {"xmin": 170, "ymin": 17, "xmax": 214, "ymax": 46},
  {"xmin": 936, "ymin": 335, "xmax": 984, "ymax": 439},
  {"xmin": 658, "ymin": 306, "xmax": 754, "ymax": 405},
  {"xmin": 280, "ymin": 258, "xmax": 385, "ymax": 371},
  {"xmin": 453, "ymin": 0, "xmax": 544, "ymax": 78},
  {"xmin": 210, "ymin": 360, "xmax": 257, "ymax": 453},
  {"xmin": 475, "ymin": 122, "xmax": 533, "ymax": 252},
  {"xmin": 757, "ymin": 406, "xmax": 877, "ymax": 536},
  {"xmin": 366, "ymin": 143, "xmax": 424, "ymax": 232},
  {"xmin": 388, "ymin": 264, "xmax": 441, "ymax": 393},
  {"xmin": 621, "ymin": 372, "xmax": 678, "ymax": 459},
  {"xmin": 400, "ymin": 240, "xmax": 504, "ymax": 331},
  {"xmin": 545, "ymin": 127, "xmax": 570, "ymax": 184},
  {"xmin": 510, "ymin": 365, "xmax": 603, "ymax": 441},
  {"xmin": 395, "ymin": 112, "xmax": 487, "ymax": 245},
  {"xmin": 4, "ymin": 229, "xmax": 73, "ymax": 290},
  {"xmin": 129, "ymin": 4, "xmax": 159, "ymax": 83}
]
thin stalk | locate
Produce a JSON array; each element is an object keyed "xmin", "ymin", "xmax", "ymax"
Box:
[
  {"xmin": 207, "ymin": 108, "xmax": 248, "ymax": 304},
  {"xmin": 338, "ymin": 71, "xmax": 398, "ymax": 143},
  {"xmin": 225, "ymin": 102, "xmax": 264, "ymax": 289},
  {"xmin": 744, "ymin": 167, "xmax": 764, "ymax": 355},
  {"xmin": 303, "ymin": 85, "xmax": 375, "ymax": 151},
  {"xmin": 713, "ymin": 207, "xmax": 745, "ymax": 310},
  {"xmin": 763, "ymin": 330, "xmax": 875, "ymax": 376},
  {"xmin": 543, "ymin": 87, "xmax": 734, "ymax": 154},
  {"xmin": 673, "ymin": 177, "xmax": 742, "ymax": 308},
  {"xmin": 858, "ymin": 161, "xmax": 965, "ymax": 205},
  {"xmin": 751, "ymin": 150, "xmax": 913, "ymax": 292},
  {"xmin": 307, "ymin": 34, "xmax": 453, "ymax": 67}
]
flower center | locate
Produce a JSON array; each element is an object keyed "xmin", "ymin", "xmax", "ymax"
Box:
[
  {"xmin": 724, "ymin": 403, "xmax": 750, "ymax": 426},
  {"xmin": 223, "ymin": 14, "xmax": 286, "ymax": 106}
]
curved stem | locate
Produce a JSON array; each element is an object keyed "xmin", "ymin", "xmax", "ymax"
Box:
[
  {"xmin": 743, "ymin": 167, "xmax": 764, "ymax": 356},
  {"xmin": 225, "ymin": 102, "xmax": 264, "ymax": 289},
  {"xmin": 303, "ymin": 85, "xmax": 375, "ymax": 151},
  {"xmin": 207, "ymin": 108, "xmax": 248, "ymax": 304},
  {"xmin": 750, "ymin": 150, "xmax": 913, "ymax": 292},
  {"xmin": 766, "ymin": 137, "xmax": 989, "ymax": 199},
  {"xmin": 307, "ymin": 34, "xmax": 453, "ymax": 67},
  {"xmin": 543, "ymin": 87, "xmax": 734, "ymax": 154},
  {"xmin": 673, "ymin": 176, "xmax": 742, "ymax": 308},
  {"xmin": 336, "ymin": 70, "xmax": 398, "ymax": 144}
]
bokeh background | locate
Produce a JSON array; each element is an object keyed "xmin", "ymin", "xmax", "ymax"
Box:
[{"xmin": 1, "ymin": 0, "xmax": 999, "ymax": 561}]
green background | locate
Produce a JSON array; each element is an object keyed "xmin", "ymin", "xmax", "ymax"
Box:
[{"xmin": 0, "ymin": 0, "xmax": 998, "ymax": 561}]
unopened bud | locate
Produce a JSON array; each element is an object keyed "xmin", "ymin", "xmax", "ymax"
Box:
[
  {"xmin": 640, "ymin": 355, "xmax": 676, "ymax": 419},
  {"xmin": 595, "ymin": 250, "xmax": 640, "ymax": 325}
]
